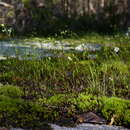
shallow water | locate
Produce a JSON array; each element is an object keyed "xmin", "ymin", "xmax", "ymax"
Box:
[
  {"xmin": 1, "ymin": 123, "xmax": 129, "ymax": 130},
  {"xmin": 0, "ymin": 41, "xmax": 102, "ymax": 60},
  {"xmin": 50, "ymin": 123, "xmax": 129, "ymax": 130}
]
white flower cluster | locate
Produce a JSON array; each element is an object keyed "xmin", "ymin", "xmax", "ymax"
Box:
[
  {"xmin": 114, "ymin": 47, "xmax": 119, "ymax": 53},
  {"xmin": 0, "ymin": 24, "xmax": 13, "ymax": 37}
]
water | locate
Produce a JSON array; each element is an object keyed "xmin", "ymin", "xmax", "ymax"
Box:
[
  {"xmin": 75, "ymin": 43, "xmax": 101, "ymax": 52},
  {"xmin": 50, "ymin": 123, "xmax": 129, "ymax": 130},
  {"xmin": 0, "ymin": 41, "xmax": 102, "ymax": 60},
  {"xmin": 0, "ymin": 41, "xmax": 56, "ymax": 60},
  {"xmin": 0, "ymin": 123, "xmax": 128, "ymax": 130}
]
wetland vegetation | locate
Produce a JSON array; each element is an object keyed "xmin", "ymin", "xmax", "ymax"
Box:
[
  {"xmin": 0, "ymin": 33, "xmax": 129, "ymax": 129},
  {"xmin": 0, "ymin": 0, "xmax": 130, "ymax": 128}
]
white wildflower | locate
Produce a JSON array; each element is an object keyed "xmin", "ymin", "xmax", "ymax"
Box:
[
  {"xmin": 1, "ymin": 24, "xmax": 5, "ymax": 27},
  {"xmin": 68, "ymin": 56, "xmax": 72, "ymax": 61},
  {"xmin": 109, "ymin": 77, "xmax": 113, "ymax": 81},
  {"xmin": 48, "ymin": 57, "xmax": 51, "ymax": 60},
  {"xmin": 114, "ymin": 47, "xmax": 119, "ymax": 53},
  {"xmin": 126, "ymin": 32, "xmax": 129, "ymax": 36}
]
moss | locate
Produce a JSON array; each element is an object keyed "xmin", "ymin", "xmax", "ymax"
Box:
[
  {"xmin": 37, "ymin": 94, "xmax": 79, "ymax": 119},
  {"xmin": 123, "ymin": 110, "xmax": 130, "ymax": 126},
  {"xmin": 78, "ymin": 60, "xmax": 95, "ymax": 66},
  {"xmin": 0, "ymin": 87, "xmax": 129, "ymax": 127},
  {"xmin": 100, "ymin": 97, "xmax": 130, "ymax": 125},
  {"xmin": 37, "ymin": 94, "xmax": 130, "ymax": 126},
  {"xmin": 0, "ymin": 85, "xmax": 23, "ymax": 98},
  {"xmin": 22, "ymin": 0, "xmax": 31, "ymax": 8},
  {"xmin": 0, "ymin": 95, "xmax": 24, "ymax": 127},
  {"xmin": 0, "ymin": 95, "xmax": 23, "ymax": 112},
  {"xmin": 100, "ymin": 60, "xmax": 129, "ymax": 75},
  {"xmin": 70, "ymin": 93, "xmax": 99, "ymax": 112},
  {"xmin": 39, "ymin": 94, "xmax": 67, "ymax": 106}
]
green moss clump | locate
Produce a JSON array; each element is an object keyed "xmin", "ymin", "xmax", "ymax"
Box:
[
  {"xmin": 22, "ymin": 0, "xmax": 31, "ymax": 8},
  {"xmin": 0, "ymin": 86, "xmax": 129, "ymax": 127},
  {"xmin": 70, "ymin": 93, "xmax": 99, "ymax": 112},
  {"xmin": 100, "ymin": 97, "xmax": 130, "ymax": 126},
  {"xmin": 123, "ymin": 110, "xmax": 130, "ymax": 126},
  {"xmin": 39, "ymin": 94, "xmax": 67, "ymax": 106},
  {"xmin": 0, "ymin": 95, "xmax": 23, "ymax": 112},
  {"xmin": 0, "ymin": 85, "xmax": 23, "ymax": 98},
  {"xmin": 38, "ymin": 94, "xmax": 74, "ymax": 119},
  {"xmin": 100, "ymin": 60, "xmax": 129, "ymax": 75},
  {"xmin": 0, "ymin": 85, "xmax": 42, "ymax": 127},
  {"xmin": 0, "ymin": 93, "xmax": 24, "ymax": 127}
]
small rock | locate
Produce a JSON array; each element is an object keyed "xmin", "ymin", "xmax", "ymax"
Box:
[
  {"xmin": 76, "ymin": 112, "xmax": 106, "ymax": 124},
  {"xmin": 0, "ymin": 128, "xmax": 9, "ymax": 130}
]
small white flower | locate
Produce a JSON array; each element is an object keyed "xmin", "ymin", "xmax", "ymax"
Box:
[
  {"xmin": 1, "ymin": 24, "xmax": 5, "ymax": 27},
  {"xmin": 109, "ymin": 77, "xmax": 113, "ymax": 81},
  {"xmin": 114, "ymin": 47, "xmax": 119, "ymax": 53},
  {"xmin": 8, "ymin": 28, "xmax": 12, "ymax": 33},
  {"xmin": 48, "ymin": 57, "xmax": 51, "ymax": 60},
  {"xmin": 68, "ymin": 56, "xmax": 72, "ymax": 61},
  {"xmin": 126, "ymin": 32, "xmax": 129, "ymax": 36},
  {"xmin": 2, "ymin": 29, "xmax": 6, "ymax": 32}
]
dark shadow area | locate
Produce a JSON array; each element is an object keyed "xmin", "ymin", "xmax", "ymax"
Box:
[{"xmin": 6, "ymin": 0, "xmax": 126, "ymax": 36}]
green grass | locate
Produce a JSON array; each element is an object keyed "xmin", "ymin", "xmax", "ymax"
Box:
[{"xmin": 0, "ymin": 56, "xmax": 129, "ymax": 97}]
